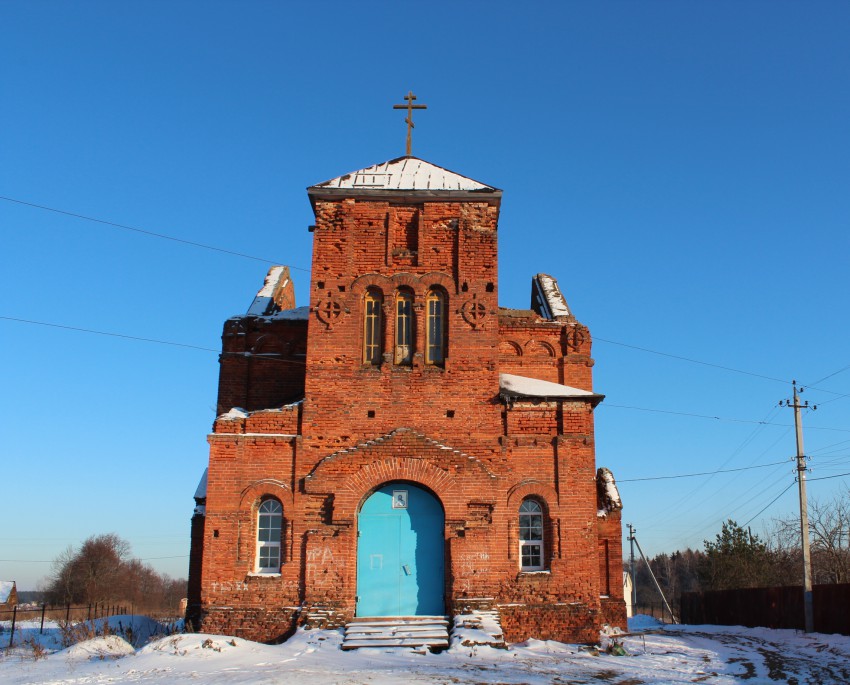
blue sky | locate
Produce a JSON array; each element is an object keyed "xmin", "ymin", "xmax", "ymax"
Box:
[{"xmin": 2, "ymin": 2, "xmax": 848, "ymax": 590}]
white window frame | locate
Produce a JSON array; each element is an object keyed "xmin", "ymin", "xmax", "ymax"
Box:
[
  {"xmin": 395, "ymin": 290, "xmax": 414, "ymax": 365},
  {"xmin": 519, "ymin": 499, "xmax": 544, "ymax": 571},
  {"xmin": 256, "ymin": 499, "xmax": 283, "ymax": 573}
]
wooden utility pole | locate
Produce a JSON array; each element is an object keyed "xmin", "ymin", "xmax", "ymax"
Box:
[
  {"xmin": 393, "ymin": 91, "xmax": 428, "ymax": 156},
  {"xmin": 628, "ymin": 523, "xmax": 637, "ymax": 611},
  {"xmin": 780, "ymin": 381, "xmax": 815, "ymax": 632}
]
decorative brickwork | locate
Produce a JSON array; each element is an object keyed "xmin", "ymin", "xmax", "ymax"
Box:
[{"xmin": 187, "ymin": 156, "xmax": 625, "ymax": 645}]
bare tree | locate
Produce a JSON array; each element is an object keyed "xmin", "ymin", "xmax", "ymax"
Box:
[
  {"xmin": 45, "ymin": 533, "xmax": 186, "ymax": 613},
  {"xmin": 773, "ymin": 488, "xmax": 850, "ymax": 584}
]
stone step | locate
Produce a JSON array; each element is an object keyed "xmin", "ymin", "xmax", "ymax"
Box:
[
  {"xmin": 342, "ymin": 637, "xmax": 449, "ymax": 650},
  {"xmin": 348, "ymin": 615, "xmax": 448, "ymax": 624},
  {"xmin": 342, "ymin": 616, "xmax": 450, "ymax": 652},
  {"xmin": 452, "ymin": 609, "xmax": 506, "ymax": 648},
  {"xmin": 346, "ymin": 619, "xmax": 449, "ymax": 629}
]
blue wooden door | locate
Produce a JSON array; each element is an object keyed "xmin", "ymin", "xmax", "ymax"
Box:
[{"xmin": 356, "ymin": 484, "xmax": 444, "ymax": 616}]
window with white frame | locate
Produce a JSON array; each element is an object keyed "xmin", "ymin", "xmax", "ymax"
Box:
[
  {"xmin": 363, "ymin": 289, "xmax": 383, "ymax": 365},
  {"xmin": 395, "ymin": 290, "xmax": 414, "ymax": 365},
  {"xmin": 256, "ymin": 499, "xmax": 283, "ymax": 572},
  {"xmin": 519, "ymin": 499, "xmax": 544, "ymax": 571},
  {"xmin": 425, "ymin": 288, "xmax": 447, "ymax": 366}
]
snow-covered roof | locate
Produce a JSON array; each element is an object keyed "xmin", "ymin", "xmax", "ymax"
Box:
[
  {"xmin": 194, "ymin": 468, "xmax": 208, "ymax": 501},
  {"xmin": 499, "ymin": 373, "xmax": 604, "ymax": 405},
  {"xmin": 259, "ymin": 305, "xmax": 310, "ymax": 321},
  {"xmin": 0, "ymin": 581, "xmax": 15, "ymax": 603},
  {"xmin": 309, "ymin": 156, "xmax": 499, "ymax": 194}
]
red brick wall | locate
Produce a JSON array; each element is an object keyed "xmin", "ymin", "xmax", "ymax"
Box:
[{"xmin": 193, "ymin": 185, "xmax": 624, "ymax": 645}]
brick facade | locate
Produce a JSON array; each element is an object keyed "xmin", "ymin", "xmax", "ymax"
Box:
[{"xmin": 187, "ymin": 156, "xmax": 625, "ymax": 644}]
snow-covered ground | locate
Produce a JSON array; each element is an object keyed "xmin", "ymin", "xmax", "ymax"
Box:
[{"xmin": 2, "ymin": 615, "xmax": 849, "ymax": 684}]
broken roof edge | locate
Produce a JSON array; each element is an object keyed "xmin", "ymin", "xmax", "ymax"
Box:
[
  {"xmin": 194, "ymin": 467, "xmax": 208, "ymax": 501},
  {"xmin": 531, "ymin": 273, "xmax": 572, "ymax": 321},
  {"xmin": 499, "ymin": 373, "xmax": 604, "ymax": 406},
  {"xmin": 246, "ymin": 265, "xmax": 296, "ymax": 316}
]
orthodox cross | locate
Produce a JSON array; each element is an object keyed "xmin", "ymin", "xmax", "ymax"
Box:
[{"xmin": 393, "ymin": 91, "xmax": 428, "ymax": 156}]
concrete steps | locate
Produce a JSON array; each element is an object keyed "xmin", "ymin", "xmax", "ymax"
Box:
[
  {"xmin": 342, "ymin": 616, "xmax": 450, "ymax": 651},
  {"xmin": 451, "ymin": 609, "xmax": 506, "ymax": 648}
]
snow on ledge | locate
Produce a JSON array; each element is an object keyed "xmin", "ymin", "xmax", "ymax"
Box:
[
  {"xmin": 500, "ymin": 373, "xmax": 603, "ymax": 404},
  {"xmin": 219, "ymin": 407, "xmax": 249, "ymax": 420},
  {"xmin": 261, "ymin": 305, "xmax": 310, "ymax": 321}
]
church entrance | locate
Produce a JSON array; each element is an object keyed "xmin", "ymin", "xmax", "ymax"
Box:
[{"xmin": 356, "ymin": 483, "xmax": 444, "ymax": 616}]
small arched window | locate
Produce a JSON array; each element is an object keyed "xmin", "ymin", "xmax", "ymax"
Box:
[
  {"xmin": 256, "ymin": 499, "xmax": 283, "ymax": 573},
  {"xmin": 426, "ymin": 289, "xmax": 447, "ymax": 366},
  {"xmin": 519, "ymin": 499, "xmax": 544, "ymax": 571},
  {"xmin": 395, "ymin": 290, "xmax": 414, "ymax": 365},
  {"xmin": 363, "ymin": 289, "xmax": 383, "ymax": 365}
]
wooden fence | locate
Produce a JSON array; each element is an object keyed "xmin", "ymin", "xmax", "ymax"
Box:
[
  {"xmin": 1, "ymin": 602, "xmax": 129, "ymax": 647},
  {"xmin": 680, "ymin": 583, "xmax": 850, "ymax": 635}
]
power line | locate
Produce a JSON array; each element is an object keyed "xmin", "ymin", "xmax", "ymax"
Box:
[
  {"xmin": 0, "ymin": 316, "xmax": 219, "ymax": 352},
  {"xmin": 594, "ymin": 336, "xmax": 789, "ymax": 384},
  {"xmin": 742, "ymin": 482, "xmax": 796, "ymax": 528},
  {"xmin": 0, "ymin": 554, "xmax": 188, "ymax": 563},
  {"xmin": 808, "ymin": 471, "xmax": 850, "ymax": 482},
  {"xmin": 601, "ymin": 402, "xmax": 850, "ymax": 433},
  {"xmin": 0, "ymin": 194, "xmax": 310, "ymax": 272},
  {"xmin": 807, "ymin": 363, "xmax": 850, "ymax": 387},
  {"xmin": 0, "ymin": 316, "xmax": 306, "ymax": 365},
  {"xmin": 618, "ymin": 460, "xmax": 789, "ymax": 483}
]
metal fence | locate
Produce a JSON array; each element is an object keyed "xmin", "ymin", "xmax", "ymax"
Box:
[{"xmin": 680, "ymin": 583, "xmax": 850, "ymax": 635}]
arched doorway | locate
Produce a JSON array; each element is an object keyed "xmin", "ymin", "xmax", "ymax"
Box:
[{"xmin": 356, "ymin": 483, "xmax": 444, "ymax": 616}]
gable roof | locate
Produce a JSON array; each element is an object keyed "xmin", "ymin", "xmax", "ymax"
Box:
[
  {"xmin": 0, "ymin": 581, "xmax": 15, "ymax": 603},
  {"xmin": 308, "ymin": 156, "xmax": 501, "ymax": 202}
]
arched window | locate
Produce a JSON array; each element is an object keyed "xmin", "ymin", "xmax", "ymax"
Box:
[
  {"xmin": 363, "ymin": 289, "xmax": 383, "ymax": 365},
  {"xmin": 519, "ymin": 499, "xmax": 544, "ymax": 571},
  {"xmin": 426, "ymin": 288, "xmax": 447, "ymax": 366},
  {"xmin": 395, "ymin": 290, "xmax": 414, "ymax": 365},
  {"xmin": 256, "ymin": 499, "xmax": 283, "ymax": 573}
]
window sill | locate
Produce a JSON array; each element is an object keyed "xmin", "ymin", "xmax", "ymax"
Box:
[
  {"xmin": 247, "ymin": 572, "xmax": 281, "ymax": 578},
  {"xmin": 518, "ymin": 570, "xmax": 550, "ymax": 577}
]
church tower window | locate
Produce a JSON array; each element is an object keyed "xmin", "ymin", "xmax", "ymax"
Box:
[
  {"xmin": 363, "ymin": 289, "xmax": 383, "ymax": 365},
  {"xmin": 394, "ymin": 290, "xmax": 415, "ymax": 365},
  {"xmin": 426, "ymin": 288, "xmax": 447, "ymax": 366}
]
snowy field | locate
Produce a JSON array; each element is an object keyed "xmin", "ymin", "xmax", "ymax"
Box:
[{"xmin": 2, "ymin": 615, "xmax": 850, "ymax": 684}]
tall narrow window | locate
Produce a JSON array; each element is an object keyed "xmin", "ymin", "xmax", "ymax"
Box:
[
  {"xmin": 426, "ymin": 289, "xmax": 447, "ymax": 366},
  {"xmin": 395, "ymin": 290, "xmax": 414, "ymax": 364},
  {"xmin": 363, "ymin": 289, "xmax": 383, "ymax": 365},
  {"xmin": 519, "ymin": 499, "xmax": 544, "ymax": 571},
  {"xmin": 256, "ymin": 499, "xmax": 282, "ymax": 573}
]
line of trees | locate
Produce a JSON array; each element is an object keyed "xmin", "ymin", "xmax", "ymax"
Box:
[
  {"xmin": 43, "ymin": 533, "xmax": 186, "ymax": 615},
  {"xmin": 631, "ymin": 488, "xmax": 850, "ymax": 613}
]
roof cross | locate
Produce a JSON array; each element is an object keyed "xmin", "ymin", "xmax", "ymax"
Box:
[{"xmin": 393, "ymin": 91, "xmax": 428, "ymax": 156}]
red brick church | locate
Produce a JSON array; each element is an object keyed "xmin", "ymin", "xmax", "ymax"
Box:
[{"xmin": 187, "ymin": 154, "xmax": 626, "ymax": 646}]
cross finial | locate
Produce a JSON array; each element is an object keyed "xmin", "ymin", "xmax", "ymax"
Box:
[{"xmin": 393, "ymin": 90, "xmax": 428, "ymax": 156}]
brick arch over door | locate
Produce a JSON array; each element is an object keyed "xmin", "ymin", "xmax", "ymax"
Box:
[{"xmin": 304, "ymin": 428, "xmax": 498, "ymax": 522}]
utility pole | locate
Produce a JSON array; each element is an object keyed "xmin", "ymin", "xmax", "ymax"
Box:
[
  {"xmin": 628, "ymin": 523, "xmax": 637, "ymax": 612},
  {"xmin": 780, "ymin": 381, "xmax": 816, "ymax": 633}
]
